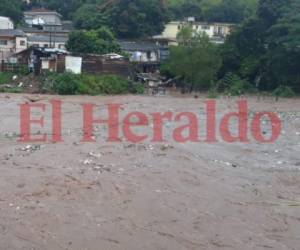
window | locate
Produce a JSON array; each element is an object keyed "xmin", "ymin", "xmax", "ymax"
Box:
[
  {"xmin": 147, "ymin": 51, "xmax": 151, "ymax": 59},
  {"xmin": 202, "ymin": 25, "xmax": 210, "ymax": 30},
  {"xmin": 0, "ymin": 40, "xmax": 8, "ymax": 46},
  {"xmin": 20, "ymin": 40, "xmax": 26, "ymax": 46},
  {"xmin": 178, "ymin": 25, "xmax": 181, "ymax": 30},
  {"xmin": 44, "ymin": 44, "xmax": 49, "ymax": 48}
]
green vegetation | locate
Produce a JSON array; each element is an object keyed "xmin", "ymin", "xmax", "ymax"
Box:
[
  {"xmin": 162, "ymin": 0, "xmax": 300, "ymax": 97},
  {"xmin": 0, "ymin": 73, "xmax": 14, "ymax": 85},
  {"xmin": 167, "ymin": 0, "xmax": 257, "ymax": 22},
  {"xmin": 273, "ymin": 86, "xmax": 296, "ymax": 98},
  {"xmin": 163, "ymin": 32, "xmax": 221, "ymax": 92},
  {"xmin": 0, "ymin": 0, "xmax": 22, "ymax": 23},
  {"xmin": 220, "ymin": 0, "xmax": 300, "ymax": 95},
  {"xmin": 43, "ymin": 72, "xmax": 144, "ymax": 95},
  {"xmin": 19, "ymin": 0, "xmax": 258, "ymax": 38},
  {"xmin": 66, "ymin": 27, "xmax": 120, "ymax": 54}
]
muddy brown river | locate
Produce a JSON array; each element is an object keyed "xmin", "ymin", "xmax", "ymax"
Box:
[{"xmin": 0, "ymin": 94, "xmax": 299, "ymax": 250}]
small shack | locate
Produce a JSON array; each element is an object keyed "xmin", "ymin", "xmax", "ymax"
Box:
[{"xmin": 14, "ymin": 47, "xmax": 68, "ymax": 75}]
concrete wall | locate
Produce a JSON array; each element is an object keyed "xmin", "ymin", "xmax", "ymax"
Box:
[
  {"xmin": 0, "ymin": 17, "xmax": 14, "ymax": 29},
  {"xmin": 24, "ymin": 13, "xmax": 62, "ymax": 26},
  {"xmin": 161, "ymin": 21, "xmax": 233, "ymax": 40}
]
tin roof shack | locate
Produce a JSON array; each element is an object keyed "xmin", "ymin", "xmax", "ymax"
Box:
[
  {"xmin": 119, "ymin": 40, "xmax": 168, "ymax": 73},
  {"xmin": 15, "ymin": 47, "xmax": 68, "ymax": 75},
  {"xmin": 77, "ymin": 53, "xmax": 131, "ymax": 78}
]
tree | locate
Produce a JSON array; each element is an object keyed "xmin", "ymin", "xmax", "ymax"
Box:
[
  {"xmin": 167, "ymin": 0, "xmax": 203, "ymax": 20},
  {"xmin": 66, "ymin": 27, "xmax": 120, "ymax": 54},
  {"xmin": 73, "ymin": 4, "xmax": 107, "ymax": 30},
  {"xmin": 176, "ymin": 26, "xmax": 194, "ymax": 46},
  {"xmin": 0, "ymin": 0, "xmax": 22, "ymax": 23},
  {"xmin": 164, "ymin": 34, "xmax": 221, "ymax": 92},
  {"xmin": 204, "ymin": 0, "xmax": 248, "ymax": 23},
  {"xmin": 25, "ymin": 0, "xmax": 85, "ymax": 19},
  {"xmin": 220, "ymin": 0, "xmax": 300, "ymax": 93},
  {"xmin": 105, "ymin": 0, "xmax": 168, "ymax": 38}
]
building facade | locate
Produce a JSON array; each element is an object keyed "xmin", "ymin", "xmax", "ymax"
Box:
[
  {"xmin": 24, "ymin": 9, "xmax": 62, "ymax": 27},
  {"xmin": 157, "ymin": 19, "xmax": 234, "ymax": 44},
  {"xmin": 0, "ymin": 30, "xmax": 27, "ymax": 62},
  {"xmin": 0, "ymin": 16, "xmax": 14, "ymax": 30}
]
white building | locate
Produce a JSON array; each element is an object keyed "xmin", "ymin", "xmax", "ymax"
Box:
[
  {"xmin": 0, "ymin": 30, "xmax": 27, "ymax": 62},
  {"xmin": 24, "ymin": 9, "xmax": 62, "ymax": 27},
  {"xmin": 155, "ymin": 19, "xmax": 234, "ymax": 45},
  {"xmin": 0, "ymin": 16, "xmax": 14, "ymax": 30}
]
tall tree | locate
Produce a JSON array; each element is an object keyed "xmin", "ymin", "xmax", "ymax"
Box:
[
  {"xmin": 66, "ymin": 27, "xmax": 120, "ymax": 54},
  {"xmin": 164, "ymin": 34, "xmax": 221, "ymax": 92},
  {"xmin": 0, "ymin": 0, "xmax": 22, "ymax": 23},
  {"xmin": 220, "ymin": 0, "xmax": 300, "ymax": 92}
]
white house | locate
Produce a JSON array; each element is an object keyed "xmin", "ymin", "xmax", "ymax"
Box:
[
  {"xmin": 0, "ymin": 16, "xmax": 14, "ymax": 30},
  {"xmin": 24, "ymin": 9, "xmax": 62, "ymax": 27},
  {"xmin": 0, "ymin": 30, "xmax": 27, "ymax": 62},
  {"xmin": 155, "ymin": 18, "xmax": 234, "ymax": 45}
]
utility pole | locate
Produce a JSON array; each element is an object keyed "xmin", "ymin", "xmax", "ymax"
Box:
[
  {"xmin": 49, "ymin": 27, "xmax": 52, "ymax": 48},
  {"xmin": 1, "ymin": 50, "xmax": 4, "ymax": 72}
]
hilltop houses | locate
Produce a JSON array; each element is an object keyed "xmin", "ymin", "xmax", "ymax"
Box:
[
  {"xmin": 0, "ymin": 9, "xmax": 71, "ymax": 62},
  {"xmin": 154, "ymin": 17, "xmax": 234, "ymax": 45},
  {"xmin": 0, "ymin": 16, "xmax": 27, "ymax": 62}
]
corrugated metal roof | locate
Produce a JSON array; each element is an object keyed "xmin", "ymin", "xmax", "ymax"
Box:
[
  {"xmin": 0, "ymin": 29, "xmax": 25, "ymax": 37},
  {"xmin": 28, "ymin": 34, "xmax": 68, "ymax": 43},
  {"xmin": 119, "ymin": 41, "xmax": 160, "ymax": 52}
]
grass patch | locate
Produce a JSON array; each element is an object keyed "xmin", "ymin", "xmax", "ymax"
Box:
[
  {"xmin": 0, "ymin": 73, "xmax": 14, "ymax": 85},
  {"xmin": 43, "ymin": 72, "xmax": 144, "ymax": 95}
]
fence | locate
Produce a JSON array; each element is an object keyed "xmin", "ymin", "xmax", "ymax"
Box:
[{"xmin": 0, "ymin": 62, "xmax": 28, "ymax": 74}]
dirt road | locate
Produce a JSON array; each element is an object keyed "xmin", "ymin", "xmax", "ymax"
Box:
[{"xmin": 0, "ymin": 94, "xmax": 299, "ymax": 250}]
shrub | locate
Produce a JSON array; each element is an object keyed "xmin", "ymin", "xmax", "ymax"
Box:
[
  {"xmin": 207, "ymin": 88, "xmax": 219, "ymax": 98},
  {"xmin": 221, "ymin": 72, "xmax": 255, "ymax": 96},
  {"xmin": 43, "ymin": 72, "xmax": 144, "ymax": 95},
  {"xmin": 0, "ymin": 72, "xmax": 14, "ymax": 84},
  {"xmin": 272, "ymin": 85, "xmax": 295, "ymax": 98},
  {"xmin": 43, "ymin": 72, "xmax": 81, "ymax": 95}
]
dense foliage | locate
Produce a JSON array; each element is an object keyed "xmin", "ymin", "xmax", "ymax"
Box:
[
  {"xmin": 66, "ymin": 27, "xmax": 120, "ymax": 54},
  {"xmin": 44, "ymin": 73, "xmax": 144, "ymax": 95},
  {"xmin": 163, "ymin": 29, "xmax": 221, "ymax": 92},
  {"xmin": 0, "ymin": 0, "xmax": 23, "ymax": 23},
  {"xmin": 220, "ymin": 0, "xmax": 300, "ymax": 93}
]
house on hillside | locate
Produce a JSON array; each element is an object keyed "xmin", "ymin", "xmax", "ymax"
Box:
[
  {"xmin": 0, "ymin": 30, "xmax": 27, "ymax": 62},
  {"xmin": 24, "ymin": 9, "xmax": 62, "ymax": 28},
  {"xmin": 22, "ymin": 9, "xmax": 72, "ymax": 50},
  {"xmin": 155, "ymin": 17, "xmax": 234, "ymax": 44},
  {"xmin": 119, "ymin": 40, "xmax": 169, "ymax": 72},
  {"xmin": 0, "ymin": 17, "xmax": 14, "ymax": 30}
]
